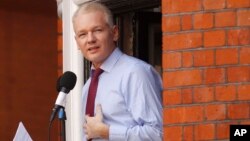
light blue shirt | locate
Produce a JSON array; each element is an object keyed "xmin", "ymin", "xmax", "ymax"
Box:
[{"xmin": 82, "ymin": 48, "xmax": 163, "ymax": 141}]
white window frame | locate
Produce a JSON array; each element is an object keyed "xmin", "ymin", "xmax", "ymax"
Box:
[{"xmin": 61, "ymin": 0, "xmax": 85, "ymax": 140}]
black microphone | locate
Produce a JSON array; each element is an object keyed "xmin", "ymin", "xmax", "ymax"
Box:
[{"xmin": 49, "ymin": 71, "xmax": 77, "ymax": 122}]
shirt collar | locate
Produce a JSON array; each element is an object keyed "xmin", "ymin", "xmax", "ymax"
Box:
[{"xmin": 91, "ymin": 47, "xmax": 123, "ymax": 73}]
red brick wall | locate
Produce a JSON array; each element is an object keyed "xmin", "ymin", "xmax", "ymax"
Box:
[
  {"xmin": 0, "ymin": 8, "xmax": 58, "ymax": 141},
  {"xmin": 162, "ymin": 0, "xmax": 250, "ymax": 140},
  {"xmin": 57, "ymin": 19, "xmax": 63, "ymax": 76}
]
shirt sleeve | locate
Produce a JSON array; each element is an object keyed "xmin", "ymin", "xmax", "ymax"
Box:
[{"xmin": 109, "ymin": 64, "xmax": 163, "ymax": 141}]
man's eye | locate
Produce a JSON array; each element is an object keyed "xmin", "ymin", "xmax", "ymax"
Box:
[
  {"xmin": 94, "ymin": 29, "xmax": 102, "ymax": 33},
  {"xmin": 78, "ymin": 33, "xmax": 86, "ymax": 38}
]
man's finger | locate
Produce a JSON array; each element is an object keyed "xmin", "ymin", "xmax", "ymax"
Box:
[
  {"xmin": 83, "ymin": 124, "xmax": 87, "ymax": 129},
  {"xmin": 85, "ymin": 115, "xmax": 90, "ymax": 122},
  {"xmin": 85, "ymin": 135, "xmax": 89, "ymax": 140},
  {"xmin": 95, "ymin": 104, "xmax": 103, "ymax": 119},
  {"xmin": 83, "ymin": 128, "xmax": 87, "ymax": 134}
]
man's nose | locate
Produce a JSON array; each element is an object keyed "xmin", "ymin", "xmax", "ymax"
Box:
[{"xmin": 87, "ymin": 32, "xmax": 96, "ymax": 43}]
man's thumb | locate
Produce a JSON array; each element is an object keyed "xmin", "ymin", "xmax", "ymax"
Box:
[{"xmin": 95, "ymin": 104, "xmax": 103, "ymax": 119}]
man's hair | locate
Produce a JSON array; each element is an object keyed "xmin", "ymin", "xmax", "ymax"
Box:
[{"xmin": 72, "ymin": 2, "xmax": 114, "ymax": 27}]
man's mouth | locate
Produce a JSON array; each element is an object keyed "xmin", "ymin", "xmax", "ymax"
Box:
[{"xmin": 88, "ymin": 46, "xmax": 99, "ymax": 51}]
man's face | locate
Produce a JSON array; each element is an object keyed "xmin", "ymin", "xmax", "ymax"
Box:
[{"xmin": 73, "ymin": 11, "xmax": 118, "ymax": 68}]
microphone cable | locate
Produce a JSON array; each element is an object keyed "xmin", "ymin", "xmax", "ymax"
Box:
[{"xmin": 48, "ymin": 121, "xmax": 53, "ymax": 141}]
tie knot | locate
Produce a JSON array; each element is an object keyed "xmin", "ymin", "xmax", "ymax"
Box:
[{"xmin": 92, "ymin": 68, "xmax": 103, "ymax": 79}]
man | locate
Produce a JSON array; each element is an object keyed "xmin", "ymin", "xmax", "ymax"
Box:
[{"xmin": 73, "ymin": 2, "xmax": 162, "ymax": 141}]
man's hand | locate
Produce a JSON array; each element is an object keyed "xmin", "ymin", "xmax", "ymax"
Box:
[{"xmin": 84, "ymin": 104, "xmax": 109, "ymax": 140}]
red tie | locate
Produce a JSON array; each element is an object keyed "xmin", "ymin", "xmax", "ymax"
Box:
[{"xmin": 86, "ymin": 68, "xmax": 103, "ymax": 117}]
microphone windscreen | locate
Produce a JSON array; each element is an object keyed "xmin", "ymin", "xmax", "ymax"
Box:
[{"xmin": 60, "ymin": 71, "xmax": 77, "ymax": 90}]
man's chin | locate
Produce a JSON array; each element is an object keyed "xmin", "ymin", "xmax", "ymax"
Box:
[{"xmin": 87, "ymin": 58, "xmax": 103, "ymax": 66}]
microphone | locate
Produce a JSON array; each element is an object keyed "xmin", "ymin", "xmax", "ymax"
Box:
[{"xmin": 49, "ymin": 71, "xmax": 77, "ymax": 122}]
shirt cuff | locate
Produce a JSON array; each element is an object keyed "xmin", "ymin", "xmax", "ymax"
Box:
[{"xmin": 109, "ymin": 125, "xmax": 127, "ymax": 141}]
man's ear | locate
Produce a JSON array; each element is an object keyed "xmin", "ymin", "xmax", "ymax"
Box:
[{"xmin": 112, "ymin": 25, "xmax": 119, "ymax": 42}]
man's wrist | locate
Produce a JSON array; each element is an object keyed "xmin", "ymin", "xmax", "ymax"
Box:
[{"xmin": 99, "ymin": 123, "xmax": 109, "ymax": 139}]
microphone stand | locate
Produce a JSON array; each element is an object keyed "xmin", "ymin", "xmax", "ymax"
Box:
[{"xmin": 58, "ymin": 107, "xmax": 66, "ymax": 141}]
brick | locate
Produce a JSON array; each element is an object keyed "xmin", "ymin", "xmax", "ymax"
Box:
[
  {"xmin": 194, "ymin": 124, "xmax": 215, "ymax": 140},
  {"xmin": 215, "ymin": 11, "xmax": 236, "ymax": 27},
  {"xmin": 57, "ymin": 19, "xmax": 62, "ymax": 34},
  {"xmin": 57, "ymin": 69, "xmax": 63, "ymax": 76},
  {"xmin": 163, "ymin": 32, "xmax": 202, "ymax": 51},
  {"xmin": 204, "ymin": 30, "xmax": 226, "ymax": 47},
  {"xmin": 216, "ymin": 48, "xmax": 238, "ymax": 65},
  {"xmin": 193, "ymin": 87, "xmax": 214, "ymax": 103},
  {"xmin": 163, "ymin": 106, "xmax": 204, "ymax": 124},
  {"xmin": 163, "ymin": 126, "xmax": 182, "ymax": 141},
  {"xmin": 193, "ymin": 13, "xmax": 214, "ymax": 29},
  {"xmin": 216, "ymin": 122, "xmax": 237, "ymax": 139},
  {"xmin": 205, "ymin": 104, "xmax": 226, "ymax": 120},
  {"xmin": 203, "ymin": 0, "xmax": 225, "ymax": 10},
  {"xmin": 228, "ymin": 103, "xmax": 250, "ymax": 119},
  {"xmin": 193, "ymin": 50, "xmax": 214, "ymax": 66},
  {"xmin": 182, "ymin": 51, "xmax": 193, "ymax": 67},
  {"xmin": 163, "ymin": 69, "xmax": 202, "ymax": 88},
  {"xmin": 227, "ymin": 28, "xmax": 250, "ymax": 46},
  {"xmin": 181, "ymin": 14, "xmax": 192, "ymax": 30},
  {"xmin": 162, "ymin": 52, "xmax": 181, "ymax": 69},
  {"xmin": 227, "ymin": 66, "xmax": 250, "ymax": 82},
  {"xmin": 183, "ymin": 126, "xmax": 194, "ymax": 141},
  {"xmin": 238, "ymin": 84, "xmax": 250, "ymax": 100},
  {"xmin": 215, "ymin": 85, "xmax": 237, "ymax": 101},
  {"xmin": 181, "ymin": 88, "xmax": 193, "ymax": 104},
  {"xmin": 204, "ymin": 68, "xmax": 225, "ymax": 84},
  {"xmin": 57, "ymin": 34, "xmax": 62, "ymax": 51},
  {"xmin": 240, "ymin": 47, "xmax": 250, "ymax": 64},
  {"xmin": 237, "ymin": 10, "xmax": 250, "ymax": 26},
  {"xmin": 163, "ymin": 89, "xmax": 182, "ymax": 105},
  {"xmin": 162, "ymin": 16, "xmax": 181, "ymax": 32},
  {"xmin": 227, "ymin": 0, "xmax": 250, "ymax": 8},
  {"xmin": 162, "ymin": 0, "xmax": 202, "ymax": 14},
  {"xmin": 58, "ymin": 52, "xmax": 62, "ymax": 69}
]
